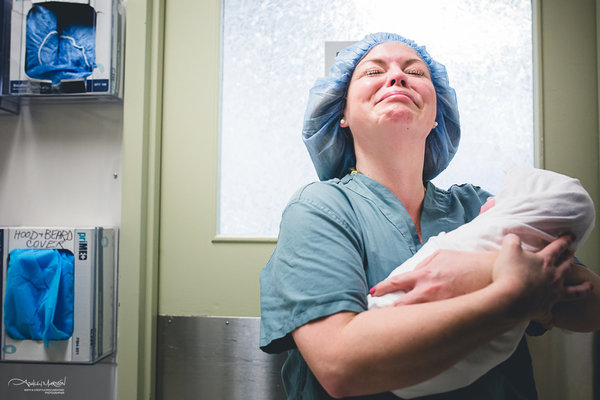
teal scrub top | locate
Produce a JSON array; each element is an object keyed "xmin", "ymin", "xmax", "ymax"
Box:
[{"xmin": 259, "ymin": 172, "xmax": 538, "ymax": 400}]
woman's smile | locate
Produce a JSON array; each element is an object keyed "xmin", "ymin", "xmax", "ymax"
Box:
[{"xmin": 377, "ymin": 90, "xmax": 416, "ymax": 106}]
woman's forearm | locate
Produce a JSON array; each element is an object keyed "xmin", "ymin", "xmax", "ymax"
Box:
[{"xmin": 293, "ymin": 282, "xmax": 521, "ymax": 398}]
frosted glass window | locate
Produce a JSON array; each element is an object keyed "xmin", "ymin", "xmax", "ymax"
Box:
[{"xmin": 219, "ymin": 0, "xmax": 533, "ymax": 237}]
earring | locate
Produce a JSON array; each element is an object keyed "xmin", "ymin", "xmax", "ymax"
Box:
[
  {"xmin": 433, "ymin": 121, "xmax": 438, "ymax": 128},
  {"xmin": 340, "ymin": 119, "xmax": 347, "ymax": 127}
]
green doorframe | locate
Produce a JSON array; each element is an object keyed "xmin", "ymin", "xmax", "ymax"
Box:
[{"xmin": 118, "ymin": 0, "xmax": 165, "ymax": 399}]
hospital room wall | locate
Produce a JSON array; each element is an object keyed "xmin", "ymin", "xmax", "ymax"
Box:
[{"xmin": 0, "ymin": 103, "xmax": 123, "ymax": 226}]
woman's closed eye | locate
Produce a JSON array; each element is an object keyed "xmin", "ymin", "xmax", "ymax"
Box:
[
  {"xmin": 405, "ymin": 69, "xmax": 426, "ymax": 77},
  {"xmin": 363, "ymin": 68, "xmax": 384, "ymax": 77}
]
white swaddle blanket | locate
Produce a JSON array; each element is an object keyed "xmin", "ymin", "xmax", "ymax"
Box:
[{"xmin": 368, "ymin": 166, "xmax": 596, "ymax": 399}]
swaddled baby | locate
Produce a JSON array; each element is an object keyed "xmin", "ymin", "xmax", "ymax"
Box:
[{"xmin": 368, "ymin": 166, "xmax": 596, "ymax": 399}]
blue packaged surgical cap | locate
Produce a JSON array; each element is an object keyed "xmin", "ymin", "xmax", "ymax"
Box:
[
  {"xmin": 3, "ymin": 249, "xmax": 74, "ymax": 347},
  {"xmin": 25, "ymin": 3, "xmax": 96, "ymax": 84},
  {"xmin": 302, "ymin": 32, "xmax": 461, "ymax": 181}
]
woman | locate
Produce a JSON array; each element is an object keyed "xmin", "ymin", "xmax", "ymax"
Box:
[{"xmin": 259, "ymin": 33, "xmax": 599, "ymax": 399}]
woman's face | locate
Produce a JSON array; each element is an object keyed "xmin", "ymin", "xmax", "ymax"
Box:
[{"xmin": 342, "ymin": 42, "xmax": 437, "ymax": 141}]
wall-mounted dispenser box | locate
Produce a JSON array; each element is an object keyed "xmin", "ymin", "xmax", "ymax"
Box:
[
  {"xmin": 8, "ymin": 0, "xmax": 123, "ymax": 97},
  {"xmin": 0, "ymin": 227, "xmax": 117, "ymax": 364},
  {"xmin": 0, "ymin": 0, "xmax": 19, "ymax": 113},
  {"xmin": 0, "ymin": 0, "xmax": 9, "ymax": 93}
]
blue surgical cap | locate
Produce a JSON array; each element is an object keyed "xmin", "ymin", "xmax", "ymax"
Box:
[{"xmin": 302, "ymin": 32, "xmax": 460, "ymax": 181}]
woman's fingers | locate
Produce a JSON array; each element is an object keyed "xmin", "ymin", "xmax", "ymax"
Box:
[
  {"xmin": 536, "ymin": 237, "xmax": 591, "ymax": 302},
  {"xmin": 370, "ymin": 272, "xmax": 417, "ymax": 296},
  {"xmin": 536, "ymin": 234, "xmax": 572, "ymax": 265},
  {"xmin": 370, "ymin": 253, "xmax": 437, "ymax": 296},
  {"xmin": 562, "ymin": 281, "xmax": 594, "ymax": 301},
  {"xmin": 554, "ymin": 253, "xmax": 575, "ymax": 279},
  {"xmin": 491, "ymin": 234, "xmax": 523, "ymax": 276},
  {"xmin": 504, "ymin": 233, "xmax": 523, "ymax": 248},
  {"xmin": 493, "ymin": 233, "xmax": 593, "ymax": 323},
  {"xmin": 392, "ymin": 285, "xmax": 443, "ymax": 306},
  {"xmin": 393, "ymin": 290, "xmax": 429, "ymax": 306},
  {"xmin": 497, "ymin": 233, "xmax": 522, "ymax": 256}
]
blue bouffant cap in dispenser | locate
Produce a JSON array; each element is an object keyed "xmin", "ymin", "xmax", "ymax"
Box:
[{"xmin": 4, "ymin": 249, "xmax": 74, "ymax": 346}]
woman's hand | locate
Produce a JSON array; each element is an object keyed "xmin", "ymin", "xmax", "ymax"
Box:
[
  {"xmin": 491, "ymin": 234, "xmax": 594, "ymax": 325},
  {"xmin": 370, "ymin": 250, "xmax": 497, "ymax": 305},
  {"xmin": 552, "ymin": 262, "xmax": 600, "ymax": 331}
]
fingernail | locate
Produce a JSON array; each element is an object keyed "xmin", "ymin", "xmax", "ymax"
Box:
[{"xmin": 369, "ymin": 287, "xmax": 376, "ymax": 295}]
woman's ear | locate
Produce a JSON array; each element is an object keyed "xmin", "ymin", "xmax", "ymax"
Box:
[{"xmin": 340, "ymin": 118, "xmax": 349, "ymax": 128}]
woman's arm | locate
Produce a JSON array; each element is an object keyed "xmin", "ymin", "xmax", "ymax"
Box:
[
  {"xmin": 293, "ymin": 284, "xmax": 520, "ymax": 398},
  {"xmin": 293, "ymin": 235, "xmax": 592, "ymax": 398}
]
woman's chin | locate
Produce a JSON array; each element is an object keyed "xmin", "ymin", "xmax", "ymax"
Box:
[{"xmin": 377, "ymin": 110, "xmax": 417, "ymax": 127}]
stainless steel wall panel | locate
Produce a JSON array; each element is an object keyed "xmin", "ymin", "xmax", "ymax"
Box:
[{"xmin": 156, "ymin": 316, "xmax": 286, "ymax": 400}]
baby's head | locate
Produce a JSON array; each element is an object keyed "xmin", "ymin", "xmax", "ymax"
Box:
[{"xmin": 488, "ymin": 167, "xmax": 595, "ymax": 251}]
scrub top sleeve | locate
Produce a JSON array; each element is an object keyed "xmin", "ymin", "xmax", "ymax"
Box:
[{"xmin": 260, "ymin": 191, "xmax": 368, "ymax": 354}]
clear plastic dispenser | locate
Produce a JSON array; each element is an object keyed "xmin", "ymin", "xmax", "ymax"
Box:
[
  {"xmin": 7, "ymin": 0, "xmax": 124, "ymax": 99},
  {"xmin": 0, "ymin": 227, "xmax": 118, "ymax": 364}
]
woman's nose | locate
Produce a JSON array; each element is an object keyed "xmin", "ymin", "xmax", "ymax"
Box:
[{"xmin": 388, "ymin": 67, "xmax": 408, "ymax": 87}]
